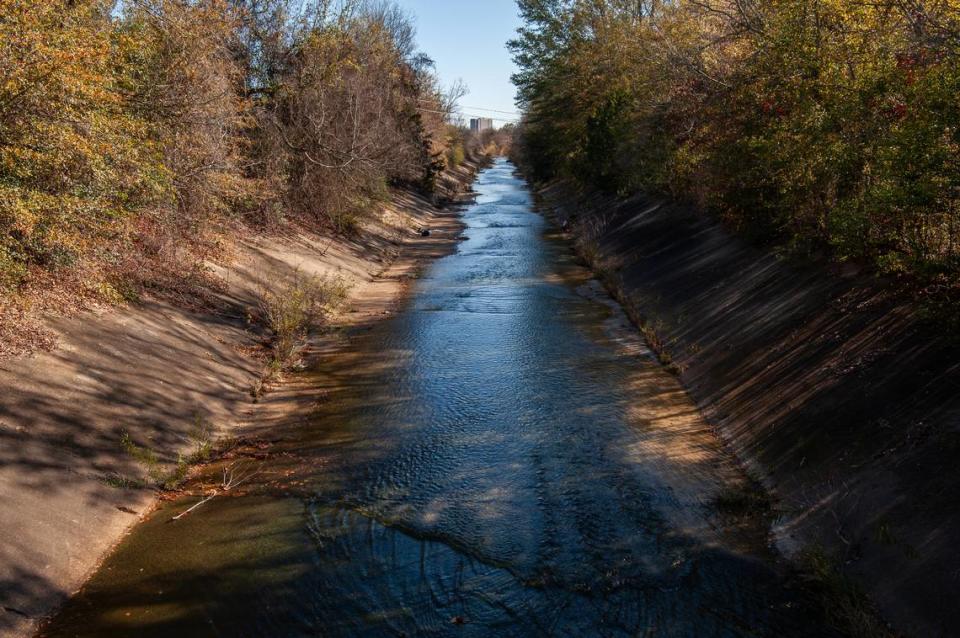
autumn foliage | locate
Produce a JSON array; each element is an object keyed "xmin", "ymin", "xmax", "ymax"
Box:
[
  {"xmin": 0, "ymin": 0, "xmax": 463, "ymax": 350},
  {"xmin": 510, "ymin": 0, "xmax": 960, "ymax": 293},
  {"xmin": 0, "ymin": 0, "xmax": 161, "ymax": 294}
]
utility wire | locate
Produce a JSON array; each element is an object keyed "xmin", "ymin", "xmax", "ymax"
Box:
[
  {"xmin": 418, "ymin": 107, "xmax": 518, "ymax": 123},
  {"xmin": 458, "ymin": 105, "xmax": 522, "ymax": 116},
  {"xmin": 417, "ymin": 98, "xmax": 522, "ymax": 117}
]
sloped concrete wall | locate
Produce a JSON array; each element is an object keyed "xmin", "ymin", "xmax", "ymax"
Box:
[{"xmin": 541, "ymin": 183, "xmax": 960, "ymax": 637}]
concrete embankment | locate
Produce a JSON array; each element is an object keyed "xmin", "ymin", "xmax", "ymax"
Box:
[
  {"xmin": 539, "ymin": 183, "xmax": 960, "ymax": 637},
  {"xmin": 0, "ymin": 157, "xmax": 486, "ymax": 638}
]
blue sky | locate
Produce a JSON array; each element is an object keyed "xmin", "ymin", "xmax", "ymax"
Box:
[{"xmin": 397, "ymin": 0, "xmax": 523, "ymax": 125}]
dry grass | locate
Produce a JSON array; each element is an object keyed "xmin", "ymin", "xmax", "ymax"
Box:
[
  {"xmin": 251, "ymin": 270, "xmax": 350, "ymax": 397},
  {"xmin": 605, "ymin": 274, "xmax": 684, "ymax": 375},
  {"xmin": 117, "ymin": 414, "xmax": 217, "ymax": 491},
  {"xmin": 0, "ymin": 231, "xmax": 230, "ymax": 361}
]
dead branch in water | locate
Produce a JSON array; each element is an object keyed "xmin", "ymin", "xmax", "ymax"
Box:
[{"xmin": 172, "ymin": 462, "xmax": 261, "ymax": 521}]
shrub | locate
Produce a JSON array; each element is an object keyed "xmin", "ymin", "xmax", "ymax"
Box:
[
  {"xmin": 257, "ymin": 270, "xmax": 350, "ymax": 369},
  {"xmin": 0, "ymin": 0, "xmax": 163, "ymax": 293},
  {"xmin": 448, "ymin": 144, "xmax": 466, "ymax": 168}
]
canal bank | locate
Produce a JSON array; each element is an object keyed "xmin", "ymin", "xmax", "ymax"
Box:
[
  {"xmin": 536, "ymin": 181, "xmax": 960, "ymax": 637},
  {"xmin": 41, "ymin": 159, "xmax": 838, "ymax": 637},
  {"xmin": 0, "ymin": 156, "xmax": 487, "ymax": 638}
]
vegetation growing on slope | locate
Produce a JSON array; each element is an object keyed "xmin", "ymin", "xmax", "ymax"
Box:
[
  {"xmin": 252, "ymin": 269, "xmax": 349, "ymax": 399},
  {"xmin": 510, "ymin": 0, "xmax": 960, "ymax": 304},
  {"xmin": 0, "ymin": 0, "xmax": 471, "ymax": 354}
]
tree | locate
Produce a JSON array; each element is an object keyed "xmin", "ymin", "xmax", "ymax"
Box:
[
  {"xmin": 0, "ymin": 0, "xmax": 467, "ymax": 328},
  {"xmin": 0, "ymin": 0, "xmax": 161, "ymax": 292},
  {"xmin": 511, "ymin": 0, "xmax": 960, "ymax": 283}
]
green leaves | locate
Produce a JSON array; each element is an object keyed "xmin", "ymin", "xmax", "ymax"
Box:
[{"xmin": 512, "ymin": 0, "xmax": 960, "ymax": 283}]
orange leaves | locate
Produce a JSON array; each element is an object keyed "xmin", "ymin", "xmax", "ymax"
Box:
[
  {"xmin": 0, "ymin": 0, "xmax": 450, "ymax": 302},
  {"xmin": 0, "ymin": 0, "xmax": 163, "ymax": 292}
]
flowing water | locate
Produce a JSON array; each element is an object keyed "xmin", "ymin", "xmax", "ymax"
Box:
[{"xmin": 43, "ymin": 160, "xmax": 832, "ymax": 637}]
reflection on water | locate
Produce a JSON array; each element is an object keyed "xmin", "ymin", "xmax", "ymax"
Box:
[{"xmin": 43, "ymin": 160, "xmax": 831, "ymax": 637}]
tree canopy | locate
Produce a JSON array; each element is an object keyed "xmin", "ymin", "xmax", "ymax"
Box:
[
  {"xmin": 0, "ymin": 0, "xmax": 467, "ymax": 328},
  {"xmin": 511, "ymin": 0, "xmax": 960, "ymax": 291}
]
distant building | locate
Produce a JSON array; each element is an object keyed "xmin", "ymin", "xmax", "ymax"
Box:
[{"xmin": 470, "ymin": 117, "xmax": 494, "ymax": 134}]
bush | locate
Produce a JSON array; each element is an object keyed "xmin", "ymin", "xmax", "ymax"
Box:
[
  {"xmin": 0, "ymin": 0, "xmax": 162, "ymax": 293},
  {"xmin": 448, "ymin": 144, "xmax": 466, "ymax": 168},
  {"xmin": 257, "ymin": 271, "xmax": 350, "ymax": 369}
]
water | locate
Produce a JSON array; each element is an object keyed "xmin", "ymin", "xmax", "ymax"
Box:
[{"xmin": 42, "ymin": 160, "xmax": 830, "ymax": 637}]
